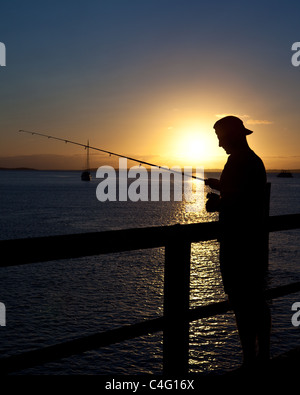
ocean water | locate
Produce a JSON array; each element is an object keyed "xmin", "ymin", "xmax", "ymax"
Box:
[{"xmin": 0, "ymin": 169, "xmax": 300, "ymax": 375}]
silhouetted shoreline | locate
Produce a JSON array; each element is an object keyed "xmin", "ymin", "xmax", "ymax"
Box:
[
  {"xmin": 0, "ymin": 167, "xmax": 38, "ymax": 171},
  {"xmin": 1, "ymin": 167, "xmax": 300, "ymax": 173}
]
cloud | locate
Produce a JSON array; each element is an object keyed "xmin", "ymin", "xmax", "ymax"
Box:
[
  {"xmin": 215, "ymin": 114, "xmax": 250, "ymax": 119},
  {"xmin": 215, "ymin": 114, "xmax": 273, "ymax": 125},
  {"xmin": 246, "ymin": 119, "xmax": 274, "ymax": 125}
]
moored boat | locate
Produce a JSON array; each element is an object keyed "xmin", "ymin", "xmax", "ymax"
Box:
[{"xmin": 277, "ymin": 170, "xmax": 293, "ymax": 178}]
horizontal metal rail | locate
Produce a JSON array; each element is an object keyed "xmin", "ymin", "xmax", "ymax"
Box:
[
  {"xmin": 0, "ymin": 214, "xmax": 299, "ymax": 267},
  {"xmin": 1, "ymin": 281, "xmax": 300, "ymax": 375}
]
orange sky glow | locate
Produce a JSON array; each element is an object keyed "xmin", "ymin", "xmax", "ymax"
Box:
[{"xmin": 1, "ymin": 2, "xmax": 300, "ymax": 171}]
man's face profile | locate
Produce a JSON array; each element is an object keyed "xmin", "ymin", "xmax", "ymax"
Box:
[{"xmin": 215, "ymin": 128, "xmax": 233, "ymax": 154}]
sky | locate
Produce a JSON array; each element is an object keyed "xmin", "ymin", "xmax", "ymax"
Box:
[{"xmin": 0, "ymin": 0, "xmax": 300, "ymax": 170}]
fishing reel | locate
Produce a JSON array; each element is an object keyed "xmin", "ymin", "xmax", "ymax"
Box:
[
  {"xmin": 206, "ymin": 192, "xmax": 220, "ymax": 212},
  {"xmin": 206, "ymin": 192, "xmax": 219, "ymax": 200}
]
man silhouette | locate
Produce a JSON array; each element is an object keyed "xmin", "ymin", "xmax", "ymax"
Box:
[{"xmin": 205, "ymin": 115, "xmax": 271, "ymax": 370}]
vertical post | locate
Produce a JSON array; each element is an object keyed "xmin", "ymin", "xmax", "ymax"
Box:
[{"xmin": 163, "ymin": 238, "xmax": 191, "ymax": 376}]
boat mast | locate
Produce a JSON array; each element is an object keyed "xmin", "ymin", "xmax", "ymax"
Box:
[{"xmin": 86, "ymin": 140, "xmax": 90, "ymax": 171}]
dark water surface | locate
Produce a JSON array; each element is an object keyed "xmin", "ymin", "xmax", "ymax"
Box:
[{"xmin": 0, "ymin": 170, "xmax": 300, "ymax": 375}]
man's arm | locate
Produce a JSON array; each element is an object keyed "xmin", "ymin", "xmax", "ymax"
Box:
[
  {"xmin": 206, "ymin": 192, "xmax": 221, "ymax": 212},
  {"xmin": 205, "ymin": 178, "xmax": 220, "ymax": 191}
]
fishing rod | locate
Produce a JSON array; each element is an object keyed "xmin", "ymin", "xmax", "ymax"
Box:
[{"xmin": 18, "ymin": 129, "xmax": 207, "ymax": 182}]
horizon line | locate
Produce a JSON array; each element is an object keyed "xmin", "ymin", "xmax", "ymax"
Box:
[{"xmin": 1, "ymin": 167, "xmax": 300, "ymax": 173}]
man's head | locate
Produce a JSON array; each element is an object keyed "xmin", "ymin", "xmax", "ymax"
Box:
[{"xmin": 213, "ymin": 116, "xmax": 253, "ymax": 154}]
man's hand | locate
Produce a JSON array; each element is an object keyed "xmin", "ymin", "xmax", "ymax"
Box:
[
  {"xmin": 206, "ymin": 192, "xmax": 220, "ymax": 212},
  {"xmin": 205, "ymin": 178, "xmax": 221, "ymax": 191}
]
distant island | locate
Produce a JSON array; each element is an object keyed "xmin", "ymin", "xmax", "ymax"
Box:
[
  {"xmin": 0, "ymin": 167, "xmax": 38, "ymax": 171},
  {"xmin": 0, "ymin": 167, "xmax": 299, "ymax": 173}
]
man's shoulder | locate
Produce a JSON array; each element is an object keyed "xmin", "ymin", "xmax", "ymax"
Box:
[
  {"xmin": 226, "ymin": 149, "xmax": 266, "ymax": 181},
  {"xmin": 229, "ymin": 149, "xmax": 264, "ymax": 167}
]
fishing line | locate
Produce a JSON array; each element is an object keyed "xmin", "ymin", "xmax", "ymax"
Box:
[{"xmin": 18, "ymin": 129, "xmax": 207, "ymax": 182}]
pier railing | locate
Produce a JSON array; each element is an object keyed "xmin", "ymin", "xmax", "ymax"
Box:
[{"xmin": 0, "ymin": 213, "xmax": 300, "ymax": 375}]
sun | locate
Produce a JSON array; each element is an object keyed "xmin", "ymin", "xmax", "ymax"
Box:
[
  {"xmin": 171, "ymin": 128, "xmax": 217, "ymax": 167},
  {"xmin": 184, "ymin": 134, "xmax": 207, "ymax": 159}
]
